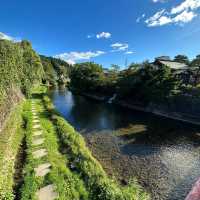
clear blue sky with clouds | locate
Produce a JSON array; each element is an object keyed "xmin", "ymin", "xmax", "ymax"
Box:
[{"xmin": 0, "ymin": 0, "xmax": 200, "ymax": 68}]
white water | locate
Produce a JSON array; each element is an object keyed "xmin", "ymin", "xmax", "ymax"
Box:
[{"xmin": 108, "ymin": 94, "xmax": 117, "ymax": 104}]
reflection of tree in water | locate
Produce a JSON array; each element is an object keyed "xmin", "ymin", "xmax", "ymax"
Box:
[{"xmin": 70, "ymin": 95, "xmax": 117, "ymax": 132}]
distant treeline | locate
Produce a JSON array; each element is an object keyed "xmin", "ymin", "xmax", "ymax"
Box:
[
  {"xmin": 69, "ymin": 56, "xmax": 200, "ymax": 115},
  {"xmin": 40, "ymin": 55, "xmax": 71, "ymax": 86}
]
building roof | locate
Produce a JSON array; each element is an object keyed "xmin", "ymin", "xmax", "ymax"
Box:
[{"xmin": 158, "ymin": 60, "xmax": 188, "ymax": 70}]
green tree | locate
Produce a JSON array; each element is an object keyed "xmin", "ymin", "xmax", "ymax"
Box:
[
  {"xmin": 117, "ymin": 61, "xmax": 179, "ymax": 103},
  {"xmin": 40, "ymin": 55, "xmax": 70, "ymax": 85},
  {"xmin": 190, "ymin": 55, "xmax": 200, "ymax": 68},
  {"xmin": 70, "ymin": 62, "xmax": 104, "ymax": 93},
  {"xmin": 174, "ymin": 55, "xmax": 190, "ymax": 65}
]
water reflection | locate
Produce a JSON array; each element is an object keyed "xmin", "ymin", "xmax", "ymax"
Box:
[{"xmin": 49, "ymin": 88, "xmax": 200, "ymax": 200}]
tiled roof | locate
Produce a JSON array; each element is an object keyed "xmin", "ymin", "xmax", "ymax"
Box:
[{"xmin": 159, "ymin": 60, "xmax": 188, "ymax": 70}]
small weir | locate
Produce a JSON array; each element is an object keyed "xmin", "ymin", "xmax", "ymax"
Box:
[{"xmin": 108, "ymin": 94, "xmax": 117, "ymax": 104}]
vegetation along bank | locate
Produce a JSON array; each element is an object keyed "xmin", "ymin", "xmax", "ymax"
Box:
[{"xmin": 69, "ymin": 59, "xmax": 200, "ymax": 125}]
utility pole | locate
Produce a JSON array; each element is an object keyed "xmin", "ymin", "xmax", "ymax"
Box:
[{"xmin": 125, "ymin": 57, "xmax": 128, "ymax": 68}]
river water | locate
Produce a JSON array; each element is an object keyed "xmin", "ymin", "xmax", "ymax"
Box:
[{"xmin": 49, "ymin": 88, "xmax": 200, "ymax": 200}]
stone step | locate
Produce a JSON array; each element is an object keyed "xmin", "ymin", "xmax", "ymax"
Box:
[
  {"xmin": 33, "ymin": 131, "xmax": 43, "ymax": 136},
  {"xmin": 33, "ymin": 149, "xmax": 47, "ymax": 159},
  {"xmin": 33, "ymin": 119, "xmax": 40, "ymax": 123},
  {"xmin": 32, "ymin": 138, "xmax": 44, "ymax": 146},
  {"xmin": 33, "ymin": 116, "xmax": 38, "ymax": 119},
  {"xmin": 34, "ymin": 163, "xmax": 51, "ymax": 177},
  {"xmin": 36, "ymin": 184, "xmax": 58, "ymax": 200},
  {"xmin": 33, "ymin": 124, "xmax": 41, "ymax": 129}
]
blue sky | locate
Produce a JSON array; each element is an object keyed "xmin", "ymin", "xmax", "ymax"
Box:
[{"xmin": 0, "ymin": 0, "xmax": 200, "ymax": 68}]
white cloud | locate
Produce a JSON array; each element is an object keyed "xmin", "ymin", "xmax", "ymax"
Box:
[
  {"xmin": 55, "ymin": 51, "xmax": 105, "ymax": 64},
  {"xmin": 145, "ymin": 9, "xmax": 167, "ymax": 26},
  {"xmin": 125, "ymin": 51, "xmax": 134, "ymax": 54},
  {"xmin": 146, "ymin": 10, "xmax": 197, "ymax": 26},
  {"xmin": 0, "ymin": 32, "xmax": 21, "ymax": 42},
  {"xmin": 96, "ymin": 32, "xmax": 111, "ymax": 39},
  {"xmin": 171, "ymin": 0, "xmax": 200, "ymax": 14},
  {"xmin": 136, "ymin": 14, "xmax": 146, "ymax": 23},
  {"xmin": 0, "ymin": 32, "xmax": 14, "ymax": 41},
  {"xmin": 174, "ymin": 10, "xmax": 197, "ymax": 23},
  {"xmin": 145, "ymin": 0, "xmax": 200, "ymax": 27},
  {"xmin": 87, "ymin": 35, "xmax": 93, "ymax": 39},
  {"xmin": 111, "ymin": 43, "xmax": 129, "ymax": 52},
  {"xmin": 152, "ymin": 0, "xmax": 168, "ymax": 3}
]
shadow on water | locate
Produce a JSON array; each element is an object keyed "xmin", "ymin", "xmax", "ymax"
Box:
[{"xmin": 49, "ymin": 88, "xmax": 200, "ymax": 200}]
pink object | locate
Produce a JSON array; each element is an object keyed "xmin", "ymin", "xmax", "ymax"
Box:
[{"xmin": 185, "ymin": 178, "xmax": 200, "ymax": 200}]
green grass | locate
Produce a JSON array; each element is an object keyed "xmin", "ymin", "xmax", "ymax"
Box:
[
  {"xmin": 0, "ymin": 103, "xmax": 24, "ymax": 200},
  {"xmin": 31, "ymin": 85, "xmax": 47, "ymax": 95},
  {"xmin": 20, "ymin": 99, "xmax": 89, "ymax": 200},
  {"xmin": 43, "ymin": 95, "xmax": 150, "ymax": 200}
]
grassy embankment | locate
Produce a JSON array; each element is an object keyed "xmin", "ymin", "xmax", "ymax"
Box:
[
  {"xmin": 20, "ymin": 88, "xmax": 88, "ymax": 199},
  {"xmin": 0, "ymin": 102, "xmax": 24, "ymax": 200}
]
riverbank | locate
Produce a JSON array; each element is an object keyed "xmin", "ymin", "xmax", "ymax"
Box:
[
  {"xmin": 50, "ymin": 88, "xmax": 200, "ymax": 200},
  {"xmin": 43, "ymin": 93, "xmax": 150, "ymax": 200},
  {"xmin": 71, "ymin": 89, "xmax": 200, "ymax": 126},
  {"xmin": 0, "ymin": 86, "xmax": 150, "ymax": 199},
  {"xmin": 114, "ymin": 100, "xmax": 200, "ymax": 126}
]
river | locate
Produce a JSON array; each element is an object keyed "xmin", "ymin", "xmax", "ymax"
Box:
[{"xmin": 49, "ymin": 88, "xmax": 200, "ymax": 200}]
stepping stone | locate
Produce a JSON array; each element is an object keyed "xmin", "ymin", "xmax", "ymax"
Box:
[
  {"xmin": 32, "ymin": 138, "xmax": 44, "ymax": 146},
  {"xmin": 33, "ymin": 116, "xmax": 38, "ymax": 119},
  {"xmin": 36, "ymin": 184, "xmax": 58, "ymax": 200},
  {"xmin": 33, "ymin": 149, "xmax": 47, "ymax": 159},
  {"xmin": 33, "ymin": 119, "xmax": 40, "ymax": 123},
  {"xmin": 33, "ymin": 124, "xmax": 41, "ymax": 129},
  {"xmin": 34, "ymin": 163, "xmax": 51, "ymax": 177},
  {"xmin": 33, "ymin": 131, "xmax": 43, "ymax": 136}
]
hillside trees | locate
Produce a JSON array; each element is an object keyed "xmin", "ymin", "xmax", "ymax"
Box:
[
  {"xmin": 174, "ymin": 55, "xmax": 190, "ymax": 65},
  {"xmin": 69, "ymin": 61, "xmax": 180, "ymax": 104},
  {"xmin": 0, "ymin": 39, "xmax": 44, "ymax": 102},
  {"xmin": 40, "ymin": 55, "xmax": 70, "ymax": 86},
  {"xmin": 20, "ymin": 40, "xmax": 44, "ymax": 96},
  {"xmin": 70, "ymin": 62, "xmax": 105, "ymax": 93},
  {"xmin": 117, "ymin": 62, "xmax": 179, "ymax": 103}
]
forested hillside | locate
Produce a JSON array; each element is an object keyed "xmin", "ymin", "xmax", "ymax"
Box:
[{"xmin": 40, "ymin": 55, "xmax": 71, "ymax": 86}]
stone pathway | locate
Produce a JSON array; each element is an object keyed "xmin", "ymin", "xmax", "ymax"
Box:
[
  {"xmin": 36, "ymin": 184, "xmax": 58, "ymax": 200},
  {"xmin": 32, "ymin": 138, "xmax": 44, "ymax": 146},
  {"xmin": 31, "ymin": 101, "xmax": 58, "ymax": 200},
  {"xmin": 34, "ymin": 163, "xmax": 51, "ymax": 177},
  {"xmin": 33, "ymin": 124, "xmax": 41, "ymax": 129},
  {"xmin": 33, "ymin": 130, "xmax": 43, "ymax": 137},
  {"xmin": 33, "ymin": 148, "xmax": 47, "ymax": 159}
]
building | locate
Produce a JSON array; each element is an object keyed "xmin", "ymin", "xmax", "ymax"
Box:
[{"xmin": 153, "ymin": 56, "xmax": 199, "ymax": 85}]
